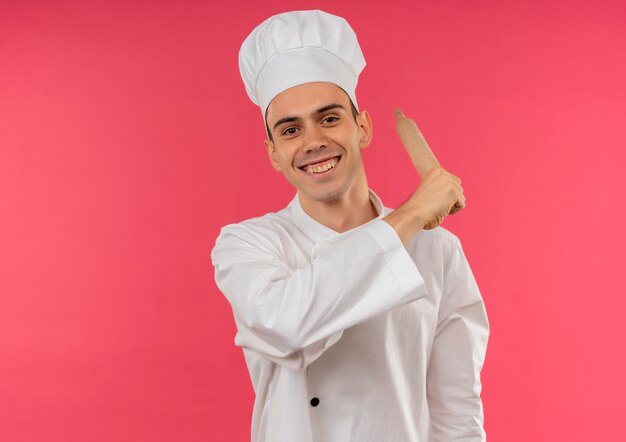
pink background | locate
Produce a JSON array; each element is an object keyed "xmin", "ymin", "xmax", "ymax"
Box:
[{"xmin": 1, "ymin": 0, "xmax": 625, "ymax": 440}]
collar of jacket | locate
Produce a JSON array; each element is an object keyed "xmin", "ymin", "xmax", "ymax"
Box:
[{"xmin": 287, "ymin": 188, "xmax": 386, "ymax": 243}]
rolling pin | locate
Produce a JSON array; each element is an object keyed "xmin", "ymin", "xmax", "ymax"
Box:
[{"xmin": 394, "ymin": 109, "xmax": 463, "ymax": 215}]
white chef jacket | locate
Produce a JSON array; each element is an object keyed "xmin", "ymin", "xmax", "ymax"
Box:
[{"xmin": 211, "ymin": 189, "xmax": 489, "ymax": 442}]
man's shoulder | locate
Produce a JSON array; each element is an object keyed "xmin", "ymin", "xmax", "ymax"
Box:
[
  {"xmin": 417, "ymin": 225, "xmax": 462, "ymax": 248},
  {"xmin": 215, "ymin": 204, "xmax": 296, "ymax": 246},
  {"xmin": 229, "ymin": 202, "xmax": 293, "ymax": 228}
]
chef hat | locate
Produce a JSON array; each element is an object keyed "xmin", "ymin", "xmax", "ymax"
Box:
[{"xmin": 238, "ymin": 10, "xmax": 366, "ymax": 117}]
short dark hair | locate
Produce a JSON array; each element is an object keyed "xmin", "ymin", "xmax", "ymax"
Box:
[{"xmin": 265, "ymin": 99, "xmax": 360, "ymax": 142}]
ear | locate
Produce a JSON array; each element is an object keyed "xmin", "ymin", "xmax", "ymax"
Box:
[
  {"xmin": 264, "ymin": 139, "xmax": 283, "ymax": 172},
  {"xmin": 356, "ymin": 110, "xmax": 373, "ymax": 149}
]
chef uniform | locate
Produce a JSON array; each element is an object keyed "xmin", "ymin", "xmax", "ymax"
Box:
[{"xmin": 211, "ymin": 10, "xmax": 489, "ymax": 442}]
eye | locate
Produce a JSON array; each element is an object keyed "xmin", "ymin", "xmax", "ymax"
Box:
[
  {"xmin": 281, "ymin": 127, "xmax": 299, "ymax": 137},
  {"xmin": 323, "ymin": 116, "xmax": 339, "ymax": 124}
]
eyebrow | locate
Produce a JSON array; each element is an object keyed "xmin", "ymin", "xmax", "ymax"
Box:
[{"xmin": 272, "ymin": 103, "xmax": 346, "ymax": 130}]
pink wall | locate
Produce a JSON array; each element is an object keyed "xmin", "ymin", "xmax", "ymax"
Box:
[{"xmin": 1, "ymin": 1, "xmax": 625, "ymax": 440}]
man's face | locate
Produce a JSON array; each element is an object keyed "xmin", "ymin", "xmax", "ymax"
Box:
[{"xmin": 264, "ymin": 82, "xmax": 372, "ymax": 204}]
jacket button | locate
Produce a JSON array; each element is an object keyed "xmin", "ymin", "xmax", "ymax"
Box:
[{"xmin": 310, "ymin": 397, "xmax": 320, "ymax": 407}]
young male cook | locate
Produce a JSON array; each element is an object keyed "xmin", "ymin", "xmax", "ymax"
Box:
[{"xmin": 212, "ymin": 9, "xmax": 489, "ymax": 442}]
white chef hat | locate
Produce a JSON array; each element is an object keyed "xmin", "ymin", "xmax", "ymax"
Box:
[{"xmin": 238, "ymin": 10, "xmax": 366, "ymax": 118}]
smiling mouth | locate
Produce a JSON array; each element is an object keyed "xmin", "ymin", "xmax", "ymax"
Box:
[{"xmin": 299, "ymin": 156, "xmax": 341, "ymax": 174}]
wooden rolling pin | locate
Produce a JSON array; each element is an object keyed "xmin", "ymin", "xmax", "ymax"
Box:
[{"xmin": 394, "ymin": 109, "xmax": 463, "ymax": 215}]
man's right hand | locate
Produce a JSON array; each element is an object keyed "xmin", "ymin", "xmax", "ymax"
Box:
[
  {"xmin": 383, "ymin": 166, "xmax": 465, "ymax": 244},
  {"xmin": 382, "ymin": 110, "xmax": 465, "ymax": 245}
]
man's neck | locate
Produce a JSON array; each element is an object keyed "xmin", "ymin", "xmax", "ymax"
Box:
[{"xmin": 298, "ymin": 181, "xmax": 378, "ymax": 234}]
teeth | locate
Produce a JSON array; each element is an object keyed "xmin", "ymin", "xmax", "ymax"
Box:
[{"xmin": 305, "ymin": 158, "xmax": 338, "ymax": 174}]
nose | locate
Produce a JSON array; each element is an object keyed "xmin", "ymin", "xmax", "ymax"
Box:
[{"xmin": 303, "ymin": 124, "xmax": 327, "ymax": 154}]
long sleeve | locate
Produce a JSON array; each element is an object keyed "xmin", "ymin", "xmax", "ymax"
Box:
[
  {"xmin": 211, "ymin": 218, "xmax": 427, "ymax": 371},
  {"xmin": 426, "ymin": 237, "xmax": 490, "ymax": 441}
]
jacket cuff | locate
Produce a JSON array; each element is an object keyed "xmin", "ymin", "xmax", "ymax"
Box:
[{"xmin": 363, "ymin": 219, "xmax": 427, "ymax": 298}]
